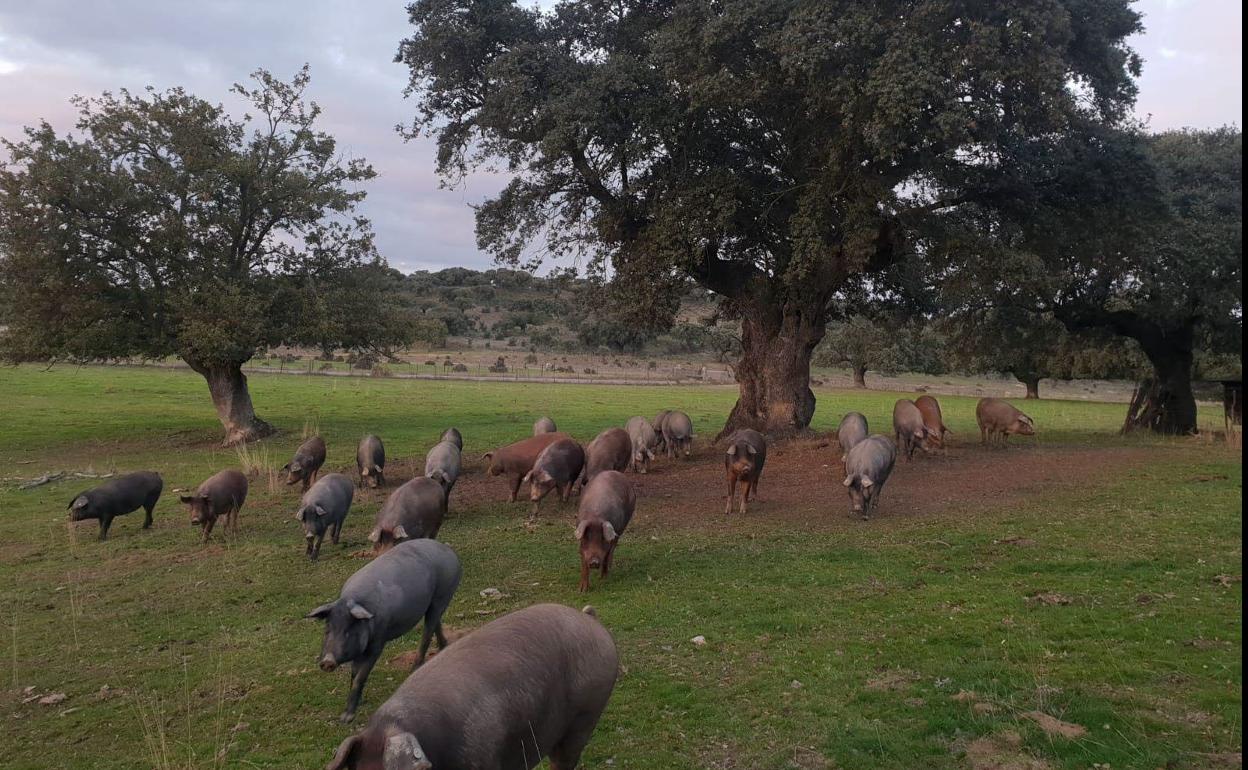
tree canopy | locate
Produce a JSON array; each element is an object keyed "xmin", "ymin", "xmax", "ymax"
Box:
[
  {"xmin": 0, "ymin": 68, "xmax": 384, "ymax": 443},
  {"xmin": 397, "ymin": 0, "xmax": 1145, "ymax": 435}
]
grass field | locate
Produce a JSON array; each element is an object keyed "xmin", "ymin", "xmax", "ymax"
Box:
[{"xmin": 0, "ymin": 364, "xmax": 1240, "ymax": 770}]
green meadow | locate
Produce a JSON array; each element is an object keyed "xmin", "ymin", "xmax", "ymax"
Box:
[{"xmin": 0, "ymin": 364, "xmax": 1240, "ymax": 769}]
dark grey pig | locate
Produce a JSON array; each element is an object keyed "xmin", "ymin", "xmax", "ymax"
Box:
[
  {"xmin": 583, "ymin": 427, "xmax": 632, "ymax": 487},
  {"xmin": 576, "ymin": 471, "xmax": 636, "ymax": 592},
  {"xmin": 661, "ymin": 410, "xmax": 694, "ymax": 458},
  {"xmin": 67, "ymin": 471, "xmax": 163, "ymax": 541},
  {"xmin": 837, "ymin": 412, "xmax": 869, "ymax": 460},
  {"xmin": 324, "ymin": 604, "xmax": 617, "ymax": 770},
  {"xmin": 296, "ymin": 472, "xmax": 355, "ymax": 560},
  {"xmin": 356, "ymin": 435, "xmax": 385, "ymax": 489},
  {"xmin": 653, "ymin": 409, "xmax": 672, "ymax": 454},
  {"xmin": 307, "ymin": 538, "xmax": 462, "ymax": 723},
  {"xmin": 843, "ymin": 435, "xmax": 897, "ymax": 520},
  {"xmin": 181, "ymin": 469, "xmax": 248, "ymax": 542},
  {"xmin": 724, "ymin": 429, "xmax": 767, "ymax": 515},
  {"xmin": 439, "ymin": 427, "xmax": 463, "ymax": 451},
  {"xmin": 369, "ymin": 477, "xmax": 447, "ymax": 553},
  {"xmin": 533, "ymin": 416, "xmax": 558, "ymax": 435},
  {"xmin": 624, "ymin": 416, "xmax": 658, "ymax": 473},
  {"xmin": 892, "ymin": 399, "xmax": 937, "ymax": 461},
  {"xmin": 423, "ymin": 440, "xmax": 462, "ymax": 496},
  {"xmin": 524, "ymin": 437, "xmax": 585, "ymax": 516},
  {"xmin": 283, "ymin": 436, "xmax": 327, "ymax": 491}
]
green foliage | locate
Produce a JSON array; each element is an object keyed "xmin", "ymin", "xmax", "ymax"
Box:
[
  {"xmin": 814, "ymin": 316, "xmax": 899, "ymax": 375},
  {"xmin": 0, "ymin": 67, "xmax": 380, "ymax": 371}
]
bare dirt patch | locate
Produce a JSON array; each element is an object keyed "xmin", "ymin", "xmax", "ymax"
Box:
[
  {"xmin": 446, "ymin": 437, "xmax": 1160, "ymax": 535},
  {"xmin": 1021, "ymin": 711, "xmax": 1088, "ymax": 739},
  {"xmin": 960, "ymin": 731, "xmax": 1052, "ymax": 770}
]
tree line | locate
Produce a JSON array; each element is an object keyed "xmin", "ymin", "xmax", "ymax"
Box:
[{"xmin": 1, "ymin": 1, "xmax": 1240, "ymax": 443}]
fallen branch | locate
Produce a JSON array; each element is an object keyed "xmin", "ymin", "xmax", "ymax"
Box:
[{"xmin": 12, "ymin": 470, "xmax": 115, "ymax": 490}]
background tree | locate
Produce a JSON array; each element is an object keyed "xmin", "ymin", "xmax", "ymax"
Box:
[
  {"xmin": 813, "ymin": 316, "xmax": 897, "ymax": 388},
  {"xmin": 941, "ymin": 309, "xmax": 1067, "ymax": 398},
  {"xmin": 0, "ymin": 68, "xmax": 379, "ymax": 444},
  {"xmin": 396, "ymin": 0, "xmax": 1143, "ymax": 436}
]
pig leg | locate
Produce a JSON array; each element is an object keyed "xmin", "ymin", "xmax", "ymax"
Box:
[
  {"xmin": 509, "ymin": 474, "xmax": 523, "ymax": 502},
  {"xmin": 342, "ymin": 651, "xmax": 380, "ymax": 723},
  {"xmin": 98, "ymin": 516, "xmax": 112, "ymax": 541},
  {"xmin": 579, "ymin": 558, "xmax": 591, "ymax": 593},
  {"xmin": 603, "ymin": 544, "xmax": 614, "ymax": 578},
  {"xmin": 739, "ymin": 479, "xmax": 750, "ymax": 514},
  {"xmin": 549, "ymin": 712, "xmax": 601, "ymax": 770},
  {"xmin": 142, "ymin": 504, "xmax": 155, "ymax": 529},
  {"xmin": 201, "ymin": 517, "xmax": 216, "ymax": 543},
  {"xmin": 331, "ymin": 520, "xmax": 343, "ymax": 545},
  {"xmin": 724, "ymin": 473, "xmax": 736, "ymax": 514}
]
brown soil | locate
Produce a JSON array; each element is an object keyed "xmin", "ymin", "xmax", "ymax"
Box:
[{"xmin": 441, "ymin": 434, "xmax": 1159, "ymax": 534}]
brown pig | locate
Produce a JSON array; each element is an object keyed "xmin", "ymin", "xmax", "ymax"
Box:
[
  {"xmin": 483, "ymin": 432, "xmax": 568, "ymax": 502},
  {"xmin": 283, "ymin": 436, "xmax": 327, "ymax": 491},
  {"xmin": 893, "ymin": 399, "xmax": 938, "ymax": 461},
  {"xmin": 976, "ymin": 398, "xmax": 1036, "ymax": 446},
  {"xmin": 575, "ymin": 471, "xmax": 636, "ymax": 592},
  {"xmin": 582, "ymin": 427, "xmax": 632, "ymax": 487},
  {"xmin": 724, "ymin": 429, "xmax": 767, "ymax": 514},
  {"xmin": 524, "ymin": 438, "xmax": 586, "ymax": 516},
  {"xmin": 914, "ymin": 395, "xmax": 951, "ymax": 452},
  {"xmin": 181, "ymin": 469, "xmax": 248, "ymax": 542}
]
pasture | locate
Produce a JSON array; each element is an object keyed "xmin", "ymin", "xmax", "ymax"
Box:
[{"xmin": 0, "ymin": 365, "xmax": 1240, "ymax": 770}]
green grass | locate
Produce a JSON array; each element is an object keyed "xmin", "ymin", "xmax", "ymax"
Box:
[{"xmin": 0, "ymin": 364, "xmax": 1240, "ymax": 769}]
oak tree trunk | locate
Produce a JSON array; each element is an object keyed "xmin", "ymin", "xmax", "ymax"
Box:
[
  {"xmin": 1126, "ymin": 330, "xmax": 1198, "ymax": 434},
  {"xmin": 184, "ymin": 357, "xmax": 275, "ymax": 445},
  {"xmin": 852, "ymin": 364, "xmax": 868, "ymax": 389},
  {"xmin": 1022, "ymin": 377, "xmax": 1041, "ymax": 399},
  {"xmin": 718, "ymin": 301, "xmax": 824, "ymax": 440}
]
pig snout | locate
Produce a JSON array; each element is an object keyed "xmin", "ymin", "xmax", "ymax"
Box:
[{"xmin": 319, "ymin": 655, "xmax": 338, "ymax": 672}]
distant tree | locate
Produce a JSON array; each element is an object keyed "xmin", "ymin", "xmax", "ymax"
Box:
[
  {"xmin": 397, "ymin": 0, "xmax": 1143, "ymax": 436},
  {"xmin": 312, "ymin": 264, "xmax": 420, "ymax": 361},
  {"xmin": 813, "ymin": 316, "xmax": 897, "ymax": 388},
  {"xmin": 0, "ymin": 68, "xmax": 377, "ymax": 444}
]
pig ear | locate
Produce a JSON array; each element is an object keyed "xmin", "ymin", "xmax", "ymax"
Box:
[
  {"xmin": 305, "ymin": 602, "xmax": 335, "ymax": 620},
  {"xmin": 746, "ymin": 445, "xmax": 757, "ymax": 455},
  {"xmin": 383, "ymin": 731, "xmax": 431, "ymax": 770},
  {"xmin": 373, "ymin": 465, "xmax": 383, "ymax": 475},
  {"xmin": 367, "ymin": 527, "xmax": 381, "ymax": 543},
  {"xmin": 726, "ymin": 445, "xmax": 737, "ymax": 456},
  {"xmin": 294, "ymin": 508, "xmax": 307, "ymax": 522},
  {"xmin": 179, "ymin": 495, "xmax": 194, "ymax": 504},
  {"xmin": 521, "ymin": 471, "xmax": 532, "ymax": 484},
  {"xmin": 289, "ymin": 462, "xmax": 302, "ymax": 473},
  {"xmin": 842, "ymin": 475, "xmax": 854, "ymax": 488},
  {"xmin": 860, "ymin": 476, "xmax": 874, "ymax": 488},
  {"xmin": 482, "ymin": 452, "xmax": 493, "ymax": 462},
  {"xmin": 574, "ymin": 521, "xmax": 589, "ymax": 540},
  {"xmin": 200, "ymin": 494, "xmax": 211, "ymax": 502},
  {"xmin": 602, "ymin": 522, "xmax": 618, "ymax": 542},
  {"xmin": 69, "ymin": 496, "xmax": 89, "ymax": 510},
  {"xmin": 348, "ymin": 602, "xmax": 374, "ymax": 621},
  {"xmin": 361, "ymin": 467, "xmax": 370, "ymax": 477},
  {"xmin": 315, "ymin": 505, "xmax": 328, "ymax": 518},
  {"xmin": 280, "ymin": 463, "xmax": 290, "ymax": 473},
  {"xmin": 325, "ymin": 733, "xmax": 361, "ymax": 770},
  {"xmin": 392, "ymin": 525, "xmax": 409, "ymax": 540}
]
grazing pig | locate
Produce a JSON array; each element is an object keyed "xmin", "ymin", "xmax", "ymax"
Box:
[
  {"xmin": 624, "ymin": 416, "xmax": 658, "ymax": 473},
  {"xmin": 843, "ymin": 435, "xmax": 897, "ymax": 520},
  {"xmin": 524, "ymin": 438, "xmax": 586, "ymax": 516},
  {"xmin": 483, "ymin": 432, "xmax": 568, "ymax": 502},
  {"xmin": 837, "ymin": 412, "xmax": 869, "ymax": 460},
  {"xmin": 893, "ymin": 399, "xmax": 937, "ymax": 461},
  {"xmin": 356, "ymin": 434, "xmax": 385, "ymax": 489},
  {"xmin": 653, "ymin": 409, "xmax": 672, "ymax": 453},
  {"xmin": 423, "ymin": 440, "xmax": 462, "ymax": 496},
  {"xmin": 324, "ymin": 604, "xmax": 617, "ymax": 770},
  {"xmin": 575, "ymin": 470, "xmax": 636, "ymax": 592},
  {"xmin": 307, "ymin": 538, "xmax": 462, "ymax": 723},
  {"xmin": 582, "ymin": 427, "xmax": 632, "ymax": 487},
  {"xmin": 283, "ymin": 436, "xmax": 327, "ymax": 491},
  {"xmin": 724, "ymin": 429, "xmax": 767, "ymax": 514},
  {"xmin": 296, "ymin": 473, "xmax": 354, "ymax": 560},
  {"xmin": 661, "ymin": 410, "xmax": 694, "ymax": 458},
  {"xmin": 67, "ymin": 471, "xmax": 163, "ymax": 541},
  {"xmin": 369, "ymin": 478, "xmax": 447, "ymax": 553},
  {"xmin": 181, "ymin": 469, "xmax": 248, "ymax": 542},
  {"xmin": 976, "ymin": 398, "xmax": 1036, "ymax": 446},
  {"xmin": 439, "ymin": 427, "xmax": 463, "ymax": 451},
  {"xmin": 914, "ymin": 395, "xmax": 951, "ymax": 452},
  {"xmin": 533, "ymin": 416, "xmax": 557, "ymax": 435}
]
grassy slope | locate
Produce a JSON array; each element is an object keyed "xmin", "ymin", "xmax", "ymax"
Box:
[{"xmin": 0, "ymin": 365, "xmax": 1240, "ymax": 770}]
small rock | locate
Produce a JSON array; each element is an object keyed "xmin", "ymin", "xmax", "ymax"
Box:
[
  {"xmin": 38, "ymin": 692, "xmax": 67, "ymax": 706},
  {"xmin": 691, "ymin": 635, "xmax": 707, "ymax": 647},
  {"xmin": 790, "ymin": 680, "xmax": 803, "ymax": 689},
  {"xmin": 479, "ymin": 588, "xmax": 504, "ymax": 600}
]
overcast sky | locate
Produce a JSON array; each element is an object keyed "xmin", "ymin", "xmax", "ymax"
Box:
[{"xmin": 0, "ymin": 1, "xmax": 1241, "ymax": 273}]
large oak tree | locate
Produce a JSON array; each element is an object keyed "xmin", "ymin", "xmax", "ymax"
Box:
[
  {"xmin": 0, "ymin": 68, "xmax": 383, "ymax": 444},
  {"xmin": 396, "ymin": 0, "xmax": 1143, "ymax": 435}
]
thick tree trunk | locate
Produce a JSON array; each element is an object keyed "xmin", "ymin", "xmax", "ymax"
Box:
[
  {"xmin": 185, "ymin": 357, "xmax": 275, "ymax": 445},
  {"xmin": 1021, "ymin": 377, "xmax": 1041, "ymax": 399},
  {"xmin": 1127, "ymin": 331, "xmax": 1197, "ymax": 434},
  {"xmin": 852, "ymin": 365, "xmax": 868, "ymax": 389},
  {"xmin": 718, "ymin": 302, "xmax": 823, "ymax": 440}
]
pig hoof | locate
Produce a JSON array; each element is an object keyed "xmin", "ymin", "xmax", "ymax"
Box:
[{"xmin": 339, "ymin": 711, "xmax": 356, "ymax": 723}]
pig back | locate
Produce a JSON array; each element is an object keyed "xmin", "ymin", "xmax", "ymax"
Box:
[
  {"xmin": 303, "ymin": 473, "xmax": 354, "ymax": 516},
  {"xmin": 424, "ymin": 441, "xmax": 462, "ymax": 479},
  {"xmin": 845, "ymin": 435, "xmax": 896, "ymax": 480},
  {"xmin": 440, "ymin": 427, "xmax": 463, "ymax": 451},
  {"xmin": 493, "ymin": 432, "xmax": 568, "ymax": 474},
  {"xmin": 356, "ymin": 435, "xmax": 384, "ymax": 468},
  {"xmin": 914, "ymin": 396, "xmax": 945, "ymax": 430},
  {"xmin": 369, "ymin": 604, "xmax": 617, "ymax": 766},
  {"xmin": 664, "ymin": 411, "xmax": 693, "ymax": 440},
  {"xmin": 837, "ymin": 412, "xmax": 868, "ymax": 454},
  {"xmin": 579, "ymin": 471, "xmax": 636, "ymax": 534},
  {"xmin": 892, "ymin": 399, "xmax": 925, "ymax": 433},
  {"xmin": 585, "ymin": 428, "xmax": 631, "ymax": 479},
  {"xmin": 296, "ymin": 435, "xmax": 327, "ymax": 465},
  {"xmin": 198, "ymin": 469, "xmax": 248, "ymax": 515},
  {"xmin": 533, "ymin": 438, "xmax": 586, "ymax": 481},
  {"xmin": 341, "ymin": 539, "xmax": 462, "ymax": 642},
  {"xmin": 374, "ymin": 477, "xmax": 446, "ymax": 540},
  {"xmin": 78, "ymin": 471, "xmax": 163, "ymax": 514}
]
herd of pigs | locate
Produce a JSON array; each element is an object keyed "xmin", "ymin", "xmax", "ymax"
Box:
[{"xmin": 60, "ymin": 397, "xmax": 1035, "ymax": 769}]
